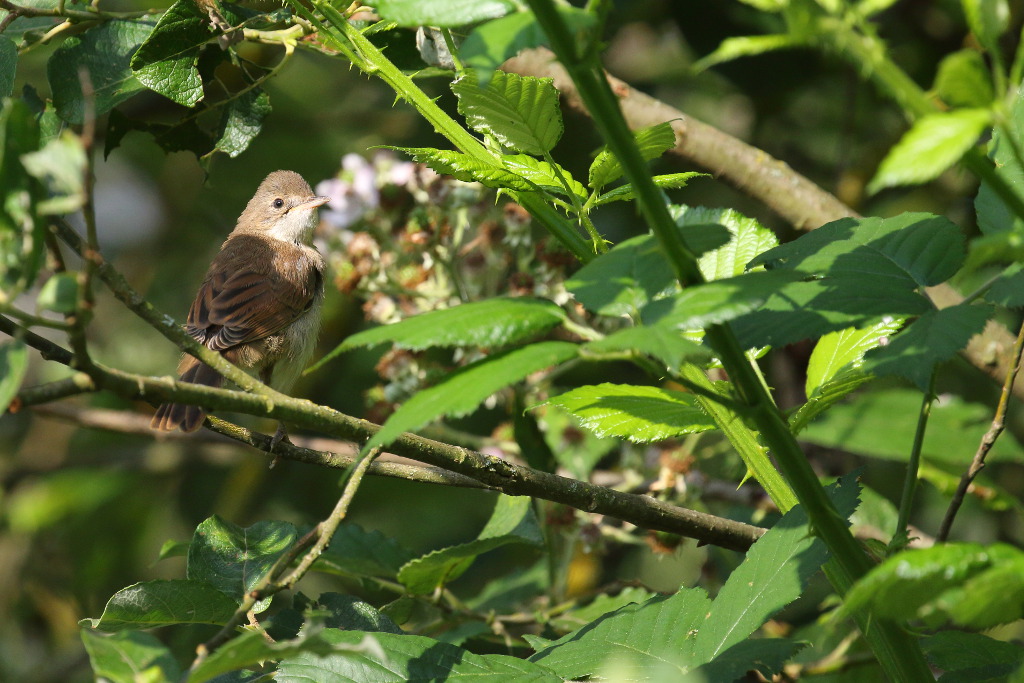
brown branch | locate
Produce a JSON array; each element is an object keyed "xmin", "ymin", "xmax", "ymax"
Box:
[
  {"xmin": 504, "ymin": 47, "xmax": 1024, "ymax": 402},
  {"xmin": 936, "ymin": 317, "xmax": 1024, "ymax": 541}
]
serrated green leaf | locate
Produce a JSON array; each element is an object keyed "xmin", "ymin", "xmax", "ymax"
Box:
[
  {"xmin": 750, "ymin": 213, "xmax": 966, "ymax": 288},
  {"xmin": 530, "ymin": 476, "xmax": 857, "ymax": 679},
  {"xmin": 985, "ymin": 263, "xmax": 1024, "ymax": 307},
  {"xmin": 501, "ymin": 154, "xmax": 586, "ymax": 199},
  {"xmin": 47, "ymin": 19, "xmax": 154, "ymax": 124},
  {"xmin": 375, "ymin": 0, "xmax": 512, "ymax": 27},
  {"xmin": 800, "ymin": 388, "xmax": 1024, "ymax": 463},
  {"xmin": 962, "ymin": 0, "xmax": 1009, "ymax": 56},
  {"xmin": 452, "ymin": 71, "xmax": 562, "ymax": 155},
  {"xmin": 922, "ymin": 630, "xmax": 1024, "ymax": 682},
  {"xmin": 20, "ymin": 130, "xmax": 86, "ymax": 214},
  {"xmin": 839, "ymin": 542, "xmax": 1022, "ymax": 622},
  {"xmin": 867, "ymin": 109, "xmax": 991, "ymax": 193},
  {"xmin": 672, "ymin": 204, "xmax": 780, "ymax": 280},
  {"xmin": 594, "ymin": 172, "xmax": 707, "ymax": 205},
  {"xmin": 315, "ymin": 523, "xmax": 415, "ymax": 580},
  {"xmin": 0, "ymin": 36, "xmax": 15, "ymax": 97},
  {"xmin": 976, "ymin": 88, "xmax": 1024, "ymax": 235},
  {"xmin": 187, "ymin": 516, "xmax": 297, "ymax": 612},
  {"xmin": 277, "ymin": 630, "xmax": 561, "ymax": 682},
  {"xmin": 934, "ymin": 49, "xmax": 994, "ymax": 108},
  {"xmin": 187, "ymin": 626, "xmax": 385, "ymax": 683},
  {"xmin": 388, "ymin": 146, "xmax": 535, "ymax": 190},
  {"xmin": 81, "ymin": 630, "xmax": 181, "ymax": 683},
  {"xmin": 365, "ymin": 341, "xmax": 578, "ymax": 453},
  {"xmin": 83, "ymin": 579, "xmax": 238, "ymax": 631},
  {"xmin": 790, "ymin": 365, "xmax": 874, "ymax": 433},
  {"xmin": 566, "ymin": 228, "xmax": 732, "ymax": 318},
  {"xmin": 324, "ymin": 297, "xmax": 565, "ymax": 363},
  {"xmin": 938, "ymin": 558, "xmax": 1024, "ymax": 628},
  {"xmin": 693, "ymin": 34, "xmax": 803, "ymax": 72},
  {"xmin": 551, "ymin": 587, "xmax": 657, "ymax": 631},
  {"xmin": 316, "ymin": 593, "xmax": 403, "ymax": 634},
  {"xmin": 584, "ymin": 325, "xmax": 711, "ymax": 373},
  {"xmin": 398, "ymin": 494, "xmax": 543, "ymax": 594},
  {"xmin": 588, "ymin": 122, "xmax": 675, "ymax": 190},
  {"xmin": 862, "ymin": 304, "xmax": 993, "ymax": 390},
  {"xmin": 131, "ymin": 0, "xmax": 237, "ymax": 107},
  {"xmin": 36, "ymin": 271, "xmax": 78, "ymax": 314},
  {"xmin": 544, "ymin": 383, "xmax": 716, "ymax": 442},
  {"xmin": 805, "ymin": 317, "xmax": 904, "ymax": 396},
  {"xmin": 213, "ymin": 88, "xmax": 271, "ymax": 158},
  {"xmin": 0, "ymin": 340, "xmax": 28, "ymax": 413},
  {"xmin": 641, "ymin": 269, "xmax": 808, "ymax": 332}
]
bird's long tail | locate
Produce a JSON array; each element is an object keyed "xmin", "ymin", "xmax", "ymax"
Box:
[{"xmin": 150, "ymin": 358, "xmax": 223, "ymax": 432}]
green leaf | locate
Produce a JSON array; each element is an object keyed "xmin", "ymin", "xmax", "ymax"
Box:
[
  {"xmin": 156, "ymin": 539, "xmax": 189, "ymax": 562},
  {"xmin": 104, "ymin": 108, "xmax": 212, "ymax": 159},
  {"xmin": 47, "ymin": 19, "xmax": 154, "ymax": 124},
  {"xmin": 551, "ymin": 587, "xmax": 658, "ymax": 632},
  {"xmin": 566, "ymin": 228, "xmax": 732, "ymax": 318},
  {"xmin": 588, "ymin": 122, "xmax": 675, "ymax": 190},
  {"xmin": 934, "ymin": 49, "xmax": 994, "ymax": 108},
  {"xmin": 83, "ymin": 579, "xmax": 238, "ymax": 631},
  {"xmin": 316, "ymin": 593, "xmax": 403, "ymax": 634},
  {"xmin": 460, "ymin": 8, "xmax": 594, "ymax": 78},
  {"xmin": 81, "ymin": 629, "xmax": 181, "ymax": 683},
  {"xmin": 131, "ymin": 0, "xmax": 237, "ymax": 107},
  {"xmin": 501, "ymin": 154, "xmax": 586, "ymax": 199},
  {"xmin": 867, "ymin": 109, "xmax": 991, "ymax": 193},
  {"xmin": 962, "ymin": 0, "xmax": 1009, "ymax": 56},
  {"xmin": 0, "ymin": 340, "xmax": 28, "ymax": 413},
  {"xmin": 642, "ymin": 270, "xmax": 807, "ymax": 334},
  {"xmin": 751, "ymin": 213, "xmax": 966, "ymax": 288},
  {"xmin": 315, "ymin": 523, "xmax": 415, "ymax": 580},
  {"xmin": 839, "ymin": 543, "xmax": 1022, "ymax": 623},
  {"xmin": 187, "ymin": 627, "xmax": 385, "ymax": 683},
  {"xmin": 0, "ymin": 99, "xmax": 43, "ymax": 294},
  {"xmin": 790, "ymin": 366, "xmax": 873, "ymax": 433},
  {"xmin": 375, "ymin": 0, "xmax": 512, "ymax": 27},
  {"xmin": 922, "ymin": 630, "xmax": 1024, "ymax": 682},
  {"xmin": 543, "ymin": 383, "xmax": 717, "ymax": 443},
  {"xmin": 397, "ymin": 494, "xmax": 543, "ymax": 594},
  {"xmin": 529, "ymin": 476, "xmax": 858, "ymax": 679},
  {"xmin": 800, "ymin": 388, "xmax": 1024, "ymax": 463},
  {"xmin": 976, "ymin": 88, "xmax": 1024, "ymax": 235},
  {"xmin": 277, "ymin": 629, "xmax": 561, "ymax": 682},
  {"xmin": 693, "ymin": 34, "xmax": 804, "ymax": 72},
  {"xmin": 452, "ymin": 71, "xmax": 562, "ymax": 155},
  {"xmin": 365, "ymin": 341, "xmax": 578, "ymax": 453},
  {"xmin": 20, "ymin": 130, "xmax": 86, "ymax": 214},
  {"xmin": 594, "ymin": 172, "xmax": 707, "ymax": 205},
  {"xmin": 187, "ymin": 516, "xmax": 297, "ymax": 611},
  {"xmin": 862, "ymin": 304, "xmax": 993, "ymax": 390},
  {"xmin": 804, "ymin": 317, "xmax": 904, "ymax": 396},
  {"xmin": 326, "ymin": 297, "xmax": 565, "ymax": 359},
  {"xmin": 672, "ymin": 205, "xmax": 780, "ymax": 280},
  {"xmin": 584, "ymin": 325, "xmax": 712, "ymax": 373},
  {"xmin": 6, "ymin": 470, "xmax": 130, "ymax": 533},
  {"xmin": 36, "ymin": 272, "xmax": 78, "ymax": 313},
  {"xmin": 212, "ymin": 88, "xmax": 271, "ymax": 158},
  {"xmin": 736, "ymin": 0, "xmax": 788, "ymax": 10},
  {"xmin": 0, "ymin": 36, "xmax": 15, "ymax": 98},
  {"xmin": 985, "ymin": 263, "xmax": 1024, "ymax": 307},
  {"xmin": 388, "ymin": 146, "xmax": 535, "ymax": 190}
]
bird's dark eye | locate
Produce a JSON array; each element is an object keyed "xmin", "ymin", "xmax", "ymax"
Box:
[{"xmin": 272, "ymin": 198, "xmax": 285, "ymax": 209}]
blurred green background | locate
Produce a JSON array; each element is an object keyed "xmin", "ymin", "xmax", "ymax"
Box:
[{"xmin": 2, "ymin": 0, "xmax": 1018, "ymax": 680}]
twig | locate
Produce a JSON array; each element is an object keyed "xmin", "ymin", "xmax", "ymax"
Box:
[
  {"xmin": 66, "ymin": 69, "xmax": 97, "ymax": 372},
  {"xmin": 0, "ymin": 314, "xmax": 74, "ymax": 364},
  {"xmin": 894, "ymin": 372, "xmax": 935, "ymax": 547},
  {"xmin": 937, "ymin": 318, "xmax": 1024, "ymax": 541},
  {"xmin": 9, "ymin": 375, "xmax": 95, "ymax": 411},
  {"xmin": 190, "ymin": 448, "xmax": 380, "ymax": 665}
]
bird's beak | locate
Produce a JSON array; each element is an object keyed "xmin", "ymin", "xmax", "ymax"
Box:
[{"xmin": 295, "ymin": 195, "xmax": 332, "ymax": 210}]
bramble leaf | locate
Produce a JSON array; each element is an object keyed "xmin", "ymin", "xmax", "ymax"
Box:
[{"xmin": 452, "ymin": 71, "xmax": 562, "ymax": 155}]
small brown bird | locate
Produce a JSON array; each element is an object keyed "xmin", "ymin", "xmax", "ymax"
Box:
[{"xmin": 151, "ymin": 170, "xmax": 329, "ymax": 438}]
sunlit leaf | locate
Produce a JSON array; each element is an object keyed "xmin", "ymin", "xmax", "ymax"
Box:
[
  {"xmin": 452, "ymin": 70, "xmax": 562, "ymax": 155},
  {"xmin": 588, "ymin": 122, "xmax": 675, "ymax": 191}
]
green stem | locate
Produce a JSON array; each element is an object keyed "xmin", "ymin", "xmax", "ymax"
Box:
[
  {"xmin": 895, "ymin": 372, "xmax": 935, "ymax": 544},
  {"xmin": 288, "ymin": 0, "xmax": 594, "ymax": 262},
  {"xmin": 542, "ymin": 150, "xmax": 607, "ymax": 252},
  {"xmin": 528, "ymin": 1, "xmax": 932, "ymax": 679}
]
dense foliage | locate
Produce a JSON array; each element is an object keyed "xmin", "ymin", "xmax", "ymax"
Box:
[{"xmin": 3, "ymin": 0, "xmax": 1024, "ymax": 681}]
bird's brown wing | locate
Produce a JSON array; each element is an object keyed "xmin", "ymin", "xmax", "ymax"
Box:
[{"xmin": 185, "ymin": 234, "xmax": 321, "ymax": 351}]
